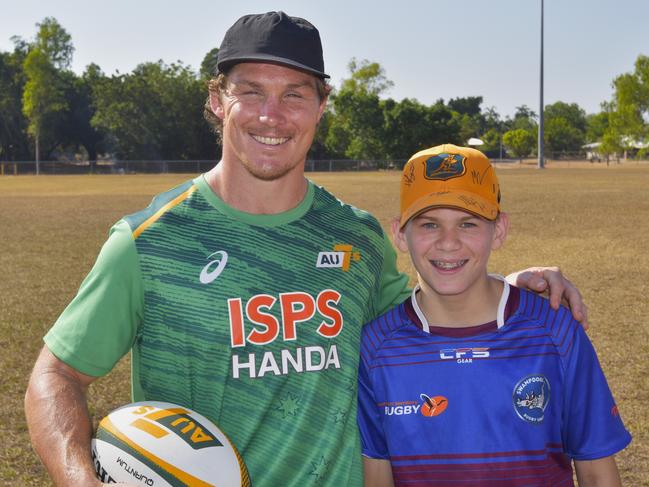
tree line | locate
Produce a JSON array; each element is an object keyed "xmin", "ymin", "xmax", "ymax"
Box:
[{"xmin": 1, "ymin": 18, "xmax": 647, "ymax": 165}]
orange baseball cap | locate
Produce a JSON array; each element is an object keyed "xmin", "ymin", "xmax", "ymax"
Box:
[{"xmin": 399, "ymin": 143, "xmax": 501, "ymax": 228}]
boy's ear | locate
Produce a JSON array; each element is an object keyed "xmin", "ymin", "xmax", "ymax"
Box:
[
  {"xmin": 491, "ymin": 212, "xmax": 510, "ymax": 250},
  {"xmin": 391, "ymin": 217, "xmax": 409, "ymax": 253}
]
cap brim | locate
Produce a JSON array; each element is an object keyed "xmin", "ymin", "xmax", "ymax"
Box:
[
  {"xmin": 217, "ymin": 54, "xmax": 330, "ymax": 78},
  {"xmin": 400, "ymin": 190, "xmax": 499, "ymax": 228}
]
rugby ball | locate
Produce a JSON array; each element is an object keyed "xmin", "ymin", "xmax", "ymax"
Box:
[{"xmin": 91, "ymin": 401, "xmax": 250, "ymax": 486}]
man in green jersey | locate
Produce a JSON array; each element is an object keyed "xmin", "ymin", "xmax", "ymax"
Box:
[{"xmin": 25, "ymin": 11, "xmax": 588, "ymax": 487}]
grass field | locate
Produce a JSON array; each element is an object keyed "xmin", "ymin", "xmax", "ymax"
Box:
[{"xmin": 1, "ymin": 165, "xmax": 648, "ymax": 485}]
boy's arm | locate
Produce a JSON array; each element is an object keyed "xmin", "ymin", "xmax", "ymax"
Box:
[
  {"xmin": 363, "ymin": 457, "xmax": 394, "ymax": 487},
  {"xmin": 574, "ymin": 456, "xmax": 622, "ymax": 486}
]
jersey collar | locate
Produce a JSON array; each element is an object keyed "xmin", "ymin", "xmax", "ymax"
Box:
[
  {"xmin": 195, "ymin": 174, "xmax": 315, "ymax": 227},
  {"xmin": 408, "ymin": 274, "xmax": 514, "ymax": 334}
]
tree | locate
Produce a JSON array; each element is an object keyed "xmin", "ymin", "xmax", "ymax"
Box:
[
  {"xmin": 382, "ymin": 98, "xmax": 458, "ymax": 160},
  {"xmin": 321, "ymin": 107, "xmax": 350, "ymax": 159},
  {"xmin": 332, "ymin": 88, "xmax": 384, "ymax": 159},
  {"xmin": 503, "ymin": 129, "xmax": 535, "ymax": 160},
  {"xmin": 603, "ymin": 54, "xmax": 649, "ymax": 153},
  {"xmin": 544, "ymin": 101, "xmax": 587, "ymax": 133},
  {"xmin": 478, "ymin": 107, "xmax": 506, "ymax": 158},
  {"xmin": 447, "ymin": 96, "xmax": 486, "ymax": 144},
  {"xmin": 425, "ymin": 101, "xmax": 462, "ymax": 147},
  {"xmin": 0, "ymin": 44, "xmax": 30, "ymax": 162},
  {"xmin": 544, "ymin": 117, "xmax": 583, "ymax": 154},
  {"xmin": 448, "ymin": 96, "xmax": 483, "ymax": 117},
  {"xmin": 199, "ymin": 47, "xmax": 219, "ymax": 80},
  {"xmin": 309, "ymin": 110, "xmax": 334, "ymax": 159},
  {"xmin": 510, "ymin": 105, "xmax": 537, "ymax": 131},
  {"xmin": 480, "ymin": 128, "xmax": 503, "ymax": 158},
  {"xmin": 92, "ymin": 61, "xmax": 217, "ymax": 160},
  {"xmin": 21, "ymin": 18, "xmax": 74, "ymax": 168},
  {"xmin": 586, "ymin": 111, "xmax": 609, "ymax": 143},
  {"xmin": 324, "ymin": 59, "xmax": 468, "ymax": 161},
  {"xmin": 63, "ymin": 64, "xmax": 106, "ymax": 167},
  {"xmin": 542, "ymin": 101, "xmax": 586, "ymax": 154},
  {"xmin": 340, "ymin": 58, "xmax": 393, "ymax": 96},
  {"xmin": 22, "ymin": 47, "xmax": 68, "ymax": 166},
  {"xmin": 32, "ymin": 17, "xmax": 74, "ymax": 69},
  {"xmin": 324, "ymin": 58, "xmax": 472, "ymax": 161},
  {"xmin": 455, "ymin": 112, "xmax": 482, "ymax": 144},
  {"xmin": 483, "ymin": 106, "xmax": 504, "ymax": 133},
  {"xmin": 325, "ymin": 59, "xmax": 392, "ymax": 160}
]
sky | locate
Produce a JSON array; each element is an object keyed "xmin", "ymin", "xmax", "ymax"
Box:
[{"xmin": 1, "ymin": 0, "xmax": 647, "ymax": 118}]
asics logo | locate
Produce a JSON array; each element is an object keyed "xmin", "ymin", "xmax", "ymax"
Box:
[{"xmin": 199, "ymin": 251, "xmax": 228, "ymax": 284}]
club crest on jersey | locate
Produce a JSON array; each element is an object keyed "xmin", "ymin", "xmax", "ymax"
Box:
[
  {"xmin": 316, "ymin": 244, "xmax": 361, "ymax": 272},
  {"xmin": 424, "ymin": 153, "xmax": 467, "ymax": 180},
  {"xmin": 513, "ymin": 374, "xmax": 550, "ymax": 423}
]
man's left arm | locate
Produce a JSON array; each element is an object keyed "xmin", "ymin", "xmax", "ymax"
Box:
[{"xmin": 506, "ymin": 266, "xmax": 589, "ymax": 329}]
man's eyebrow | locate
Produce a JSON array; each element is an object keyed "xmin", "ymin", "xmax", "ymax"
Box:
[
  {"xmin": 231, "ymin": 79, "xmax": 316, "ymax": 91},
  {"xmin": 285, "ymin": 80, "xmax": 317, "ymax": 90},
  {"xmin": 230, "ymin": 79, "xmax": 263, "ymax": 89}
]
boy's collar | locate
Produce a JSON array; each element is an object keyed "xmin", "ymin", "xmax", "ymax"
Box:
[{"xmin": 409, "ymin": 274, "xmax": 511, "ymax": 333}]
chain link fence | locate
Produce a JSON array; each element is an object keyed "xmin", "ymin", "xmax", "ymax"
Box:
[
  {"xmin": 0, "ymin": 159, "xmax": 408, "ymax": 176},
  {"xmin": 2, "ymin": 155, "xmax": 647, "ymax": 176}
]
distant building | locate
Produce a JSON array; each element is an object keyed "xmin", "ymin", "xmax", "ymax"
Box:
[{"xmin": 582, "ymin": 137, "xmax": 648, "ymax": 162}]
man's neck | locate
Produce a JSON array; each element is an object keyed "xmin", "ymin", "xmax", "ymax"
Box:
[
  {"xmin": 416, "ymin": 276, "xmax": 504, "ymax": 328},
  {"xmin": 205, "ymin": 162, "xmax": 308, "ymax": 215}
]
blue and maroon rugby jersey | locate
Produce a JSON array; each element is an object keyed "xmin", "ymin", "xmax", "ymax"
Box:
[{"xmin": 357, "ymin": 281, "xmax": 631, "ymax": 486}]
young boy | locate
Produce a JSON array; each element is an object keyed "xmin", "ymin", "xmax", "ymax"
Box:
[{"xmin": 357, "ymin": 144, "xmax": 631, "ymax": 486}]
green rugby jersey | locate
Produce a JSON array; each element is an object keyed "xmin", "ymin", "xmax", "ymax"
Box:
[{"xmin": 45, "ymin": 175, "xmax": 409, "ymax": 486}]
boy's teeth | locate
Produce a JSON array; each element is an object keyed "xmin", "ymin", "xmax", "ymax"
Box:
[
  {"xmin": 432, "ymin": 260, "xmax": 467, "ymax": 269},
  {"xmin": 252, "ymin": 135, "xmax": 289, "ymax": 145}
]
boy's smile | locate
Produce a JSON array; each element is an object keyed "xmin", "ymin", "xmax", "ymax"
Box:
[{"xmin": 431, "ymin": 259, "xmax": 468, "ymax": 271}]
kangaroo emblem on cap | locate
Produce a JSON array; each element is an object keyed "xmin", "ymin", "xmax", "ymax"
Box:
[{"xmin": 424, "ymin": 153, "xmax": 466, "ymax": 181}]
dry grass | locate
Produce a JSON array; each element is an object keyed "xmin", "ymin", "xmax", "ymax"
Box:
[{"xmin": 1, "ymin": 167, "xmax": 647, "ymax": 485}]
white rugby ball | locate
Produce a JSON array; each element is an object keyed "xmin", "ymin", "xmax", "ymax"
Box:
[{"xmin": 91, "ymin": 401, "xmax": 250, "ymax": 486}]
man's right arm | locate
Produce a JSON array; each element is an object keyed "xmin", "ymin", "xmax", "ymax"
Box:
[
  {"xmin": 25, "ymin": 222, "xmax": 143, "ymax": 485},
  {"xmin": 25, "ymin": 346, "xmax": 105, "ymax": 486}
]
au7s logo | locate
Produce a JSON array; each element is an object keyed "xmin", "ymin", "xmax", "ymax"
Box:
[{"xmin": 316, "ymin": 244, "xmax": 361, "ymax": 272}]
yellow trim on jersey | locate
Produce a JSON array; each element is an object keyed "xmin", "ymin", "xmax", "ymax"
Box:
[
  {"xmin": 100, "ymin": 416, "xmax": 215, "ymax": 486},
  {"xmin": 132, "ymin": 186, "xmax": 197, "ymax": 239}
]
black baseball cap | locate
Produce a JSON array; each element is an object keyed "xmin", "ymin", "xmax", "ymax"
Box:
[{"xmin": 216, "ymin": 11, "xmax": 329, "ymax": 79}]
